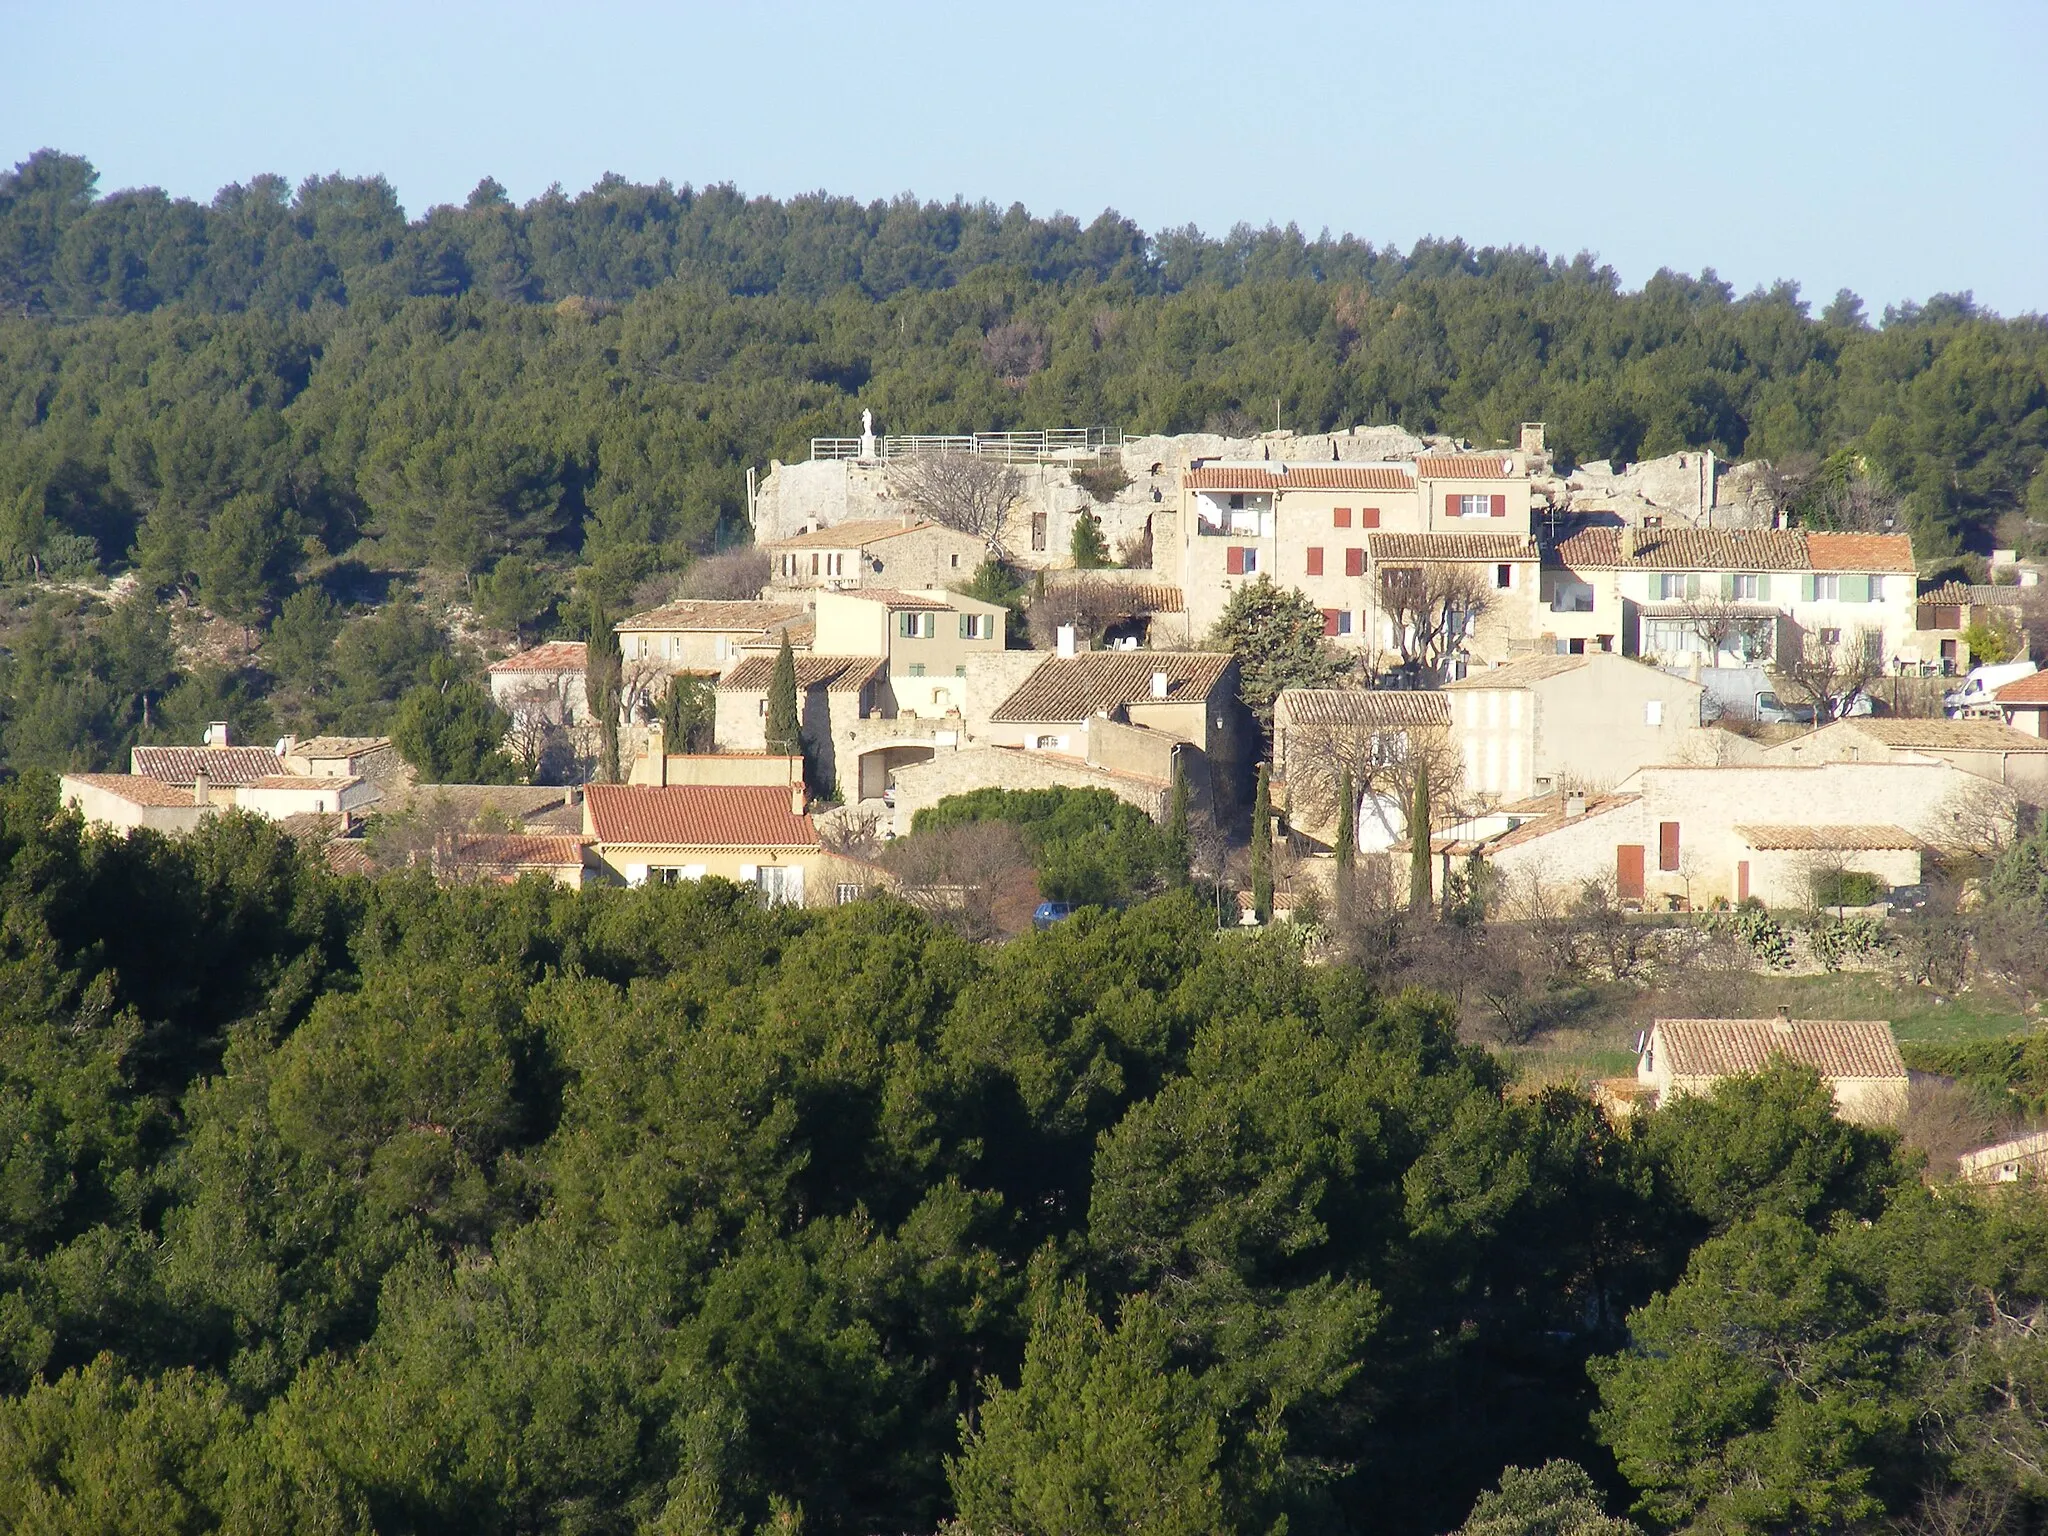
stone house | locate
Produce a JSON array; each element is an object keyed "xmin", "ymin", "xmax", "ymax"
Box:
[
  {"xmin": 1767, "ymin": 715, "xmax": 2048, "ymax": 808},
  {"xmin": 981, "ymin": 649, "xmax": 1241, "ymax": 759},
  {"xmin": 1636, "ymin": 1013, "xmax": 1908, "ymax": 1125},
  {"xmin": 764, "ymin": 517, "xmax": 987, "ymax": 593},
  {"xmin": 1442, "ymin": 653, "xmax": 1709, "ymax": 802},
  {"xmin": 812, "ymin": 588, "xmax": 1010, "ymax": 719},
  {"xmin": 1993, "ymin": 671, "xmax": 2048, "ymax": 739},
  {"xmin": 487, "ymin": 641, "xmax": 591, "ymax": 726},
  {"xmin": 1959, "ymin": 1129, "xmax": 2048, "ymax": 1184},
  {"xmin": 1270, "ymin": 688, "xmax": 1450, "ymax": 843},
  {"xmin": 615, "ymin": 599, "xmax": 808, "ymax": 673},
  {"xmin": 1540, "ymin": 526, "xmax": 1918, "ymax": 667},
  {"xmin": 446, "ymin": 834, "xmax": 599, "ymax": 887},
  {"xmin": 712, "ymin": 654, "xmax": 889, "ymax": 796},
  {"xmin": 1470, "ymin": 759, "xmax": 2000, "ymax": 909},
  {"xmin": 60, "ymin": 773, "xmax": 218, "ymax": 835},
  {"xmin": 581, "ymin": 782, "xmax": 882, "ymax": 905},
  {"xmin": 1171, "ymin": 454, "xmax": 1541, "ymax": 664}
]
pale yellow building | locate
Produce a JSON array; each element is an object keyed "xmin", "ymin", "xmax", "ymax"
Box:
[
  {"xmin": 615, "ymin": 599, "xmax": 808, "ymax": 672},
  {"xmin": 764, "ymin": 517, "xmax": 987, "ymax": 593},
  {"xmin": 1637, "ymin": 1015, "xmax": 1908, "ymax": 1125},
  {"xmin": 582, "ymin": 782, "xmax": 883, "ymax": 905},
  {"xmin": 812, "ymin": 588, "xmax": 1009, "ymax": 717}
]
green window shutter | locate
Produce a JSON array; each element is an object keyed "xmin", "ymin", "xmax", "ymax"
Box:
[
  {"xmin": 1757, "ymin": 574, "xmax": 1772, "ymax": 602},
  {"xmin": 1685, "ymin": 573, "xmax": 1700, "ymax": 601},
  {"xmin": 1801, "ymin": 574, "xmax": 1817, "ymax": 602},
  {"xmin": 1720, "ymin": 573, "xmax": 1735, "ymax": 600},
  {"xmin": 958, "ymin": 614, "xmax": 970, "ymax": 638},
  {"xmin": 1842, "ymin": 574, "xmax": 1869, "ymax": 603}
]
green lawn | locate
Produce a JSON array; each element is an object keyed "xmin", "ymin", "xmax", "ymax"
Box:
[{"xmin": 1738, "ymin": 972, "xmax": 2033, "ymax": 1045}]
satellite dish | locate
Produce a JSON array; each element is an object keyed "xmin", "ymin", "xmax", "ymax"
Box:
[{"xmin": 1501, "ymin": 458, "xmax": 1514, "ymax": 474}]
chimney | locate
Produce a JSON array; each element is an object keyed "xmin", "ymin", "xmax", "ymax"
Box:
[
  {"xmin": 1563, "ymin": 793, "xmax": 1586, "ymax": 818},
  {"xmin": 204, "ymin": 720, "xmax": 230, "ymax": 747},
  {"xmin": 1057, "ymin": 624, "xmax": 1077, "ymax": 658},
  {"xmin": 1519, "ymin": 422, "xmax": 1546, "ymax": 457},
  {"xmin": 790, "ymin": 779, "xmax": 807, "ymax": 815},
  {"xmin": 1773, "ymin": 1006, "xmax": 1794, "ymax": 1035},
  {"xmin": 192, "ymin": 770, "xmax": 211, "ymax": 808},
  {"xmin": 1620, "ymin": 526, "xmax": 1639, "ymax": 560},
  {"xmin": 1151, "ymin": 670, "xmax": 1170, "ymax": 699},
  {"xmin": 647, "ymin": 720, "xmax": 667, "ymax": 786}
]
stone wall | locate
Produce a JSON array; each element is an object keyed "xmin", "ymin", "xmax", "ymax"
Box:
[{"xmin": 888, "ymin": 745, "xmax": 1170, "ymax": 832}]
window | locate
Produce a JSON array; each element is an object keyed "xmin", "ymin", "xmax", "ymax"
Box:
[
  {"xmin": 1495, "ymin": 563, "xmax": 1512, "ymax": 589},
  {"xmin": 1810, "ymin": 573, "xmax": 1840, "ymax": 600},
  {"xmin": 1452, "ymin": 494, "xmax": 1501, "ymax": 518},
  {"xmin": 1644, "ymin": 700, "xmax": 1663, "ymax": 726},
  {"xmin": 810, "ymin": 553, "xmax": 820, "ymax": 575},
  {"xmin": 1335, "ymin": 609, "xmax": 1353, "ymax": 635},
  {"xmin": 1361, "ymin": 507, "xmax": 1380, "ymax": 528},
  {"xmin": 1225, "ymin": 546, "xmax": 1258, "ymax": 575},
  {"xmin": 1344, "ymin": 548, "xmax": 1365, "ymax": 577},
  {"xmin": 1551, "ymin": 579, "xmax": 1594, "ymax": 614},
  {"xmin": 955, "ymin": 665, "xmax": 967, "ymax": 677},
  {"xmin": 950, "ymin": 553, "xmax": 961, "ymax": 568},
  {"xmin": 1866, "ymin": 575, "xmax": 1883, "ymax": 602},
  {"xmin": 1031, "ymin": 512, "xmax": 1047, "ymax": 551},
  {"xmin": 1730, "ymin": 573, "xmax": 1759, "ymax": 601},
  {"xmin": 1033, "ymin": 734, "xmax": 1065, "ymax": 750},
  {"xmin": 908, "ymin": 663, "xmax": 926, "ymax": 677},
  {"xmin": 1306, "ymin": 547, "xmax": 1324, "ymax": 576},
  {"xmin": 836, "ymin": 883, "xmax": 865, "ymax": 905},
  {"xmin": 1820, "ymin": 627, "xmax": 1841, "ymax": 645},
  {"xmin": 959, "ymin": 614, "xmax": 990, "ymax": 639},
  {"xmin": 1655, "ymin": 572, "xmax": 1687, "ymax": 601},
  {"xmin": 755, "ymin": 865, "xmax": 801, "ymax": 905},
  {"xmin": 758, "ymin": 699, "xmax": 769, "ymax": 717},
  {"xmin": 1658, "ymin": 821, "xmax": 1680, "ymax": 871},
  {"xmin": 897, "ymin": 611, "xmax": 935, "ymax": 638},
  {"xmin": 1333, "ymin": 508, "xmax": 1351, "ymax": 528},
  {"xmin": 1567, "ymin": 637, "xmax": 1587, "ymax": 655}
]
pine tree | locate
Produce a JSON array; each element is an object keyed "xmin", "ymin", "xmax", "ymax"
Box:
[
  {"xmin": 1408, "ymin": 757, "xmax": 1432, "ymax": 913},
  {"xmin": 1251, "ymin": 763, "xmax": 1273, "ymax": 924},
  {"xmin": 583, "ymin": 596, "xmax": 622, "ymax": 782},
  {"xmin": 766, "ymin": 633, "xmax": 802, "ymax": 759},
  {"xmin": 1069, "ymin": 512, "xmax": 1110, "ymax": 569},
  {"xmin": 1165, "ymin": 762, "xmax": 1191, "ymax": 886},
  {"xmin": 1334, "ymin": 765, "xmax": 1355, "ymax": 921}
]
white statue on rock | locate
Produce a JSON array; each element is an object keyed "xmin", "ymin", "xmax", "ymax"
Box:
[{"xmin": 859, "ymin": 408, "xmax": 877, "ymax": 460}]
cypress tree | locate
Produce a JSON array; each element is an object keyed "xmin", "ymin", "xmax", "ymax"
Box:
[
  {"xmin": 583, "ymin": 596, "xmax": 623, "ymax": 782},
  {"xmin": 1166, "ymin": 761, "xmax": 1191, "ymax": 886},
  {"xmin": 1251, "ymin": 763, "xmax": 1273, "ymax": 924},
  {"xmin": 1408, "ymin": 757, "xmax": 1432, "ymax": 913},
  {"xmin": 1334, "ymin": 765, "xmax": 1355, "ymax": 920},
  {"xmin": 766, "ymin": 633, "xmax": 802, "ymax": 759}
]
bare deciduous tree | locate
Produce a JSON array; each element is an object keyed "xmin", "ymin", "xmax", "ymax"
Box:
[
  {"xmin": 889, "ymin": 453, "xmax": 1022, "ymax": 558},
  {"xmin": 1776, "ymin": 624, "xmax": 1883, "ymax": 721},
  {"xmin": 681, "ymin": 548, "xmax": 772, "ymax": 600},
  {"xmin": 502, "ymin": 684, "xmax": 574, "ymax": 783},
  {"xmin": 878, "ymin": 820, "xmax": 1035, "ymax": 940},
  {"xmin": 1279, "ymin": 716, "xmax": 1458, "ymax": 836},
  {"xmin": 1026, "ymin": 577, "xmax": 1146, "ymax": 650},
  {"xmin": 818, "ymin": 803, "xmax": 887, "ymax": 862},
  {"xmin": 1668, "ymin": 594, "xmax": 1773, "ymax": 665},
  {"xmin": 1375, "ymin": 563, "xmax": 1494, "ymax": 683}
]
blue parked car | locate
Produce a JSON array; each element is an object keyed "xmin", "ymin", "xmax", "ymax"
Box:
[{"xmin": 1032, "ymin": 902, "xmax": 1075, "ymax": 930}]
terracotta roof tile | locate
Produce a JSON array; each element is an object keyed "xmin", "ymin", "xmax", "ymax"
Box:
[
  {"xmin": 716, "ymin": 654, "xmax": 888, "ymax": 693},
  {"xmin": 63, "ymin": 772, "xmax": 204, "ymax": 807},
  {"xmin": 1184, "ymin": 465, "xmax": 1415, "ymax": 492},
  {"xmin": 1367, "ymin": 532, "xmax": 1538, "ymax": 562},
  {"xmin": 243, "ymin": 774, "xmax": 361, "ymax": 791},
  {"xmin": 1551, "ymin": 527, "xmax": 1812, "ymax": 571},
  {"xmin": 585, "ymin": 785, "xmax": 818, "ymax": 849},
  {"xmin": 1444, "ymin": 655, "xmax": 1588, "ymax": 689},
  {"xmin": 990, "ymin": 651, "xmax": 1234, "ymax": 724},
  {"xmin": 289, "ymin": 736, "xmax": 392, "ymax": 757},
  {"xmin": 830, "ymin": 588, "xmax": 958, "ymax": 609},
  {"xmin": 488, "ymin": 641, "xmax": 588, "ymax": 673},
  {"xmin": 324, "ymin": 839, "xmax": 375, "ymax": 875},
  {"xmin": 617, "ymin": 600, "xmax": 805, "ymax": 634},
  {"xmin": 1841, "ymin": 717, "xmax": 2048, "ymax": 751},
  {"xmin": 765, "ymin": 518, "xmax": 957, "ymax": 549},
  {"xmin": 1276, "ymin": 689, "xmax": 1450, "ymax": 727},
  {"xmin": 1917, "ymin": 581, "xmax": 1974, "ymax": 605},
  {"xmin": 1415, "ymin": 454, "xmax": 1521, "ymax": 479},
  {"xmin": 1806, "ymin": 533, "xmax": 1917, "ymax": 574},
  {"xmin": 1652, "ymin": 1017, "xmax": 1905, "ymax": 1081},
  {"xmin": 130, "ymin": 746, "xmax": 281, "ymax": 785},
  {"xmin": 1039, "ymin": 575, "xmax": 1186, "ymax": 613},
  {"xmin": 1994, "ymin": 673, "xmax": 2048, "ymax": 705},
  {"xmin": 455, "ymin": 833, "xmax": 594, "ymax": 867},
  {"xmin": 1732, "ymin": 824, "xmax": 1922, "ymax": 851}
]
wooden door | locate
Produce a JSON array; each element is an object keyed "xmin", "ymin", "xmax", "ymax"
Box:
[
  {"xmin": 1737, "ymin": 861, "xmax": 1751, "ymax": 902},
  {"xmin": 1617, "ymin": 844, "xmax": 1645, "ymax": 901}
]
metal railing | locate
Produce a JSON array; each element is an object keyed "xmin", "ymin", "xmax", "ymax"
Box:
[{"xmin": 810, "ymin": 428, "xmax": 1123, "ymax": 463}]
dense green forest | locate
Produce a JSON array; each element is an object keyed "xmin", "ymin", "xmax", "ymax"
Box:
[
  {"xmin": 3, "ymin": 788, "xmax": 2048, "ymax": 1535},
  {"xmin": 2, "ymin": 150, "xmax": 2046, "ymax": 774}
]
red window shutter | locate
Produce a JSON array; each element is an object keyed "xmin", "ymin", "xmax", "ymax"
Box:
[
  {"xmin": 1225, "ymin": 546, "xmax": 1244, "ymax": 575},
  {"xmin": 1334, "ymin": 508, "xmax": 1351, "ymax": 528},
  {"xmin": 1491, "ymin": 494, "xmax": 1507, "ymax": 518},
  {"xmin": 1444, "ymin": 494, "xmax": 1459, "ymax": 518},
  {"xmin": 1321, "ymin": 608, "xmax": 1340, "ymax": 637},
  {"xmin": 1345, "ymin": 548, "xmax": 1364, "ymax": 577},
  {"xmin": 1306, "ymin": 547, "xmax": 1323, "ymax": 576},
  {"xmin": 1361, "ymin": 507, "xmax": 1380, "ymax": 528},
  {"xmin": 1658, "ymin": 821, "xmax": 1680, "ymax": 872}
]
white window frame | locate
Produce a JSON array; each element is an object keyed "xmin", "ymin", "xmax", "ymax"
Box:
[
  {"xmin": 1458, "ymin": 494, "xmax": 1490, "ymax": 518},
  {"xmin": 1812, "ymin": 574, "xmax": 1840, "ymax": 600},
  {"xmin": 1730, "ymin": 573, "xmax": 1759, "ymax": 601}
]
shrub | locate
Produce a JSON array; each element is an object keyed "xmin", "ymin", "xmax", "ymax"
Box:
[{"xmin": 1810, "ymin": 869, "xmax": 1887, "ymax": 909}]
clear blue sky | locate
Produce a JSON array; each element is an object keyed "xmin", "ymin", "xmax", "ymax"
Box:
[{"xmin": 5, "ymin": 0, "xmax": 2044, "ymax": 315}]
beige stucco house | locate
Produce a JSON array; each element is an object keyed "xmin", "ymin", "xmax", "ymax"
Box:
[
  {"xmin": 765, "ymin": 518, "xmax": 987, "ymax": 593},
  {"xmin": 1637, "ymin": 1014, "xmax": 1908, "ymax": 1125},
  {"xmin": 1443, "ymin": 652, "xmax": 1708, "ymax": 802},
  {"xmin": 61, "ymin": 773, "xmax": 217, "ymax": 835},
  {"xmin": 712, "ymin": 653, "xmax": 889, "ymax": 796},
  {"xmin": 582, "ymin": 782, "xmax": 882, "ymax": 905},
  {"xmin": 811, "ymin": 588, "xmax": 1009, "ymax": 718},
  {"xmin": 1767, "ymin": 715, "xmax": 2048, "ymax": 808},
  {"xmin": 615, "ymin": 599, "xmax": 808, "ymax": 673},
  {"xmin": 487, "ymin": 642, "xmax": 591, "ymax": 726},
  {"xmin": 1993, "ymin": 672, "xmax": 2048, "ymax": 739}
]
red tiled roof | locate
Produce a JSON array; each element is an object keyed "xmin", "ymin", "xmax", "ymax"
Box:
[
  {"xmin": 1551, "ymin": 527, "xmax": 1812, "ymax": 571},
  {"xmin": 831, "ymin": 588, "xmax": 956, "ymax": 609},
  {"xmin": 716, "ymin": 654, "xmax": 888, "ymax": 693},
  {"xmin": 584, "ymin": 784, "xmax": 818, "ymax": 849},
  {"xmin": 1184, "ymin": 465, "xmax": 1415, "ymax": 492},
  {"xmin": 1039, "ymin": 575, "xmax": 1186, "ymax": 613},
  {"xmin": 1367, "ymin": 532, "xmax": 1539, "ymax": 562},
  {"xmin": 1805, "ymin": 533, "xmax": 1917, "ymax": 574},
  {"xmin": 488, "ymin": 641, "xmax": 588, "ymax": 674},
  {"xmin": 63, "ymin": 772, "xmax": 203, "ymax": 807},
  {"xmin": 1916, "ymin": 581, "xmax": 1974, "ymax": 605},
  {"xmin": 1995, "ymin": 673, "xmax": 2048, "ymax": 705},
  {"xmin": 1652, "ymin": 1017, "xmax": 1905, "ymax": 1081},
  {"xmin": 990, "ymin": 651, "xmax": 1234, "ymax": 723},
  {"xmin": 456, "ymin": 833, "xmax": 593, "ymax": 867},
  {"xmin": 617, "ymin": 600, "xmax": 805, "ymax": 634},
  {"xmin": 1276, "ymin": 689, "xmax": 1450, "ymax": 727},
  {"xmin": 764, "ymin": 518, "xmax": 961, "ymax": 549},
  {"xmin": 1732, "ymin": 824, "xmax": 1921, "ymax": 851},
  {"xmin": 130, "ymin": 746, "xmax": 281, "ymax": 786},
  {"xmin": 324, "ymin": 839, "xmax": 375, "ymax": 875},
  {"xmin": 1415, "ymin": 454, "xmax": 1521, "ymax": 479}
]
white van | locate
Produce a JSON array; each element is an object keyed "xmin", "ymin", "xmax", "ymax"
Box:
[{"xmin": 1946, "ymin": 660, "xmax": 2039, "ymax": 716}]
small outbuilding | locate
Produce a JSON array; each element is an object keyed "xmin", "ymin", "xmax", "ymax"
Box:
[{"xmin": 1636, "ymin": 1010, "xmax": 1907, "ymax": 1125}]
